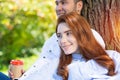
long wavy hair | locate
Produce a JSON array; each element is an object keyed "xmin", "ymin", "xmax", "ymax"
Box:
[{"xmin": 56, "ymin": 12, "xmax": 116, "ymax": 80}]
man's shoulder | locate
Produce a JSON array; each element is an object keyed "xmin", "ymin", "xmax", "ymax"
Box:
[
  {"xmin": 42, "ymin": 33, "xmax": 59, "ymax": 49},
  {"xmin": 40, "ymin": 33, "xmax": 60, "ymax": 58},
  {"xmin": 45, "ymin": 33, "xmax": 58, "ymax": 44},
  {"xmin": 91, "ymin": 29, "xmax": 105, "ymax": 49}
]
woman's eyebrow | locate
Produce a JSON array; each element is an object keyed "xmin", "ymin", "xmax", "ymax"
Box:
[
  {"xmin": 64, "ymin": 30, "xmax": 72, "ymax": 33},
  {"xmin": 57, "ymin": 30, "xmax": 71, "ymax": 34}
]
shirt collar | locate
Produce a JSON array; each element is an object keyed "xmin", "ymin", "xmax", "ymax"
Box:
[{"xmin": 72, "ymin": 53, "xmax": 83, "ymax": 61}]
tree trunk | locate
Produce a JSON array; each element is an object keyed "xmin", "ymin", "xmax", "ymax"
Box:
[{"xmin": 82, "ymin": 0, "xmax": 120, "ymax": 52}]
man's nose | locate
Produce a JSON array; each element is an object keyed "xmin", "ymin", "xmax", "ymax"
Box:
[{"xmin": 56, "ymin": 3, "xmax": 63, "ymax": 10}]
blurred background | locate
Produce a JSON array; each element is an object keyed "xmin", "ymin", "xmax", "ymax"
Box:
[{"xmin": 0, "ymin": 0, "xmax": 56, "ymax": 74}]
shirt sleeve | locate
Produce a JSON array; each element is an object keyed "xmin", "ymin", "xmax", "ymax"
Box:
[
  {"xmin": 40, "ymin": 33, "xmax": 61, "ymax": 59},
  {"xmin": 19, "ymin": 58, "xmax": 59, "ymax": 80},
  {"xmin": 91, "ymin": 29, "xmax": 105, "ymax": 49},
  {"xmin": 19, "ymin": 33, "xmax": 61, "ymax": 80},
  {"xmin": 106, "ymin": 50, "xmax": 120, "ymax": 80}
]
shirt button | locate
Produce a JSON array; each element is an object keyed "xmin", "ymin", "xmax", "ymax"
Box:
[
  {"xmin": 49, "ymin": 50, "xmax": 52, "ymax": 52},
  {"xmin": 43, "ymin": 56, "xmax": 46, "ymax": 58}
]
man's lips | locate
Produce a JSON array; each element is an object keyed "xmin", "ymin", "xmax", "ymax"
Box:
[{"xmin": 57, "ymin": 12, "xmax": 65, "ymax": 16}]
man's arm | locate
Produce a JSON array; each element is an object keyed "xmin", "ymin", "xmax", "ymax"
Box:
[
  {"xmin": 40, "ymin": 33, "xmax": 61, "ymax": 59},
  {"xmin": 19, "ymin": 33, "xmax": 60, "ymax": 80},
  {"xmin": 91, "ymin": 29, "xmax": 105, "ymax": 49}
]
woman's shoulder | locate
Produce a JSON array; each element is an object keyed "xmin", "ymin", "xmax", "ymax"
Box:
[
  {"xmin": 106, "ymin": 50, "xmax": 120, "ymax": 61},
  {"xmin": 68, "ymin": 59, "xmax": 107, "ymax": 75},
  {"xmin": 67, "ymin": 59, "xmax": 108, "ymax": 79}
]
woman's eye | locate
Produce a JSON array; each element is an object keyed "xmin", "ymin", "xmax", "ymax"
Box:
[{"xmin": 66, "ymin": 31, "xmax": 72, "ymax": 36}]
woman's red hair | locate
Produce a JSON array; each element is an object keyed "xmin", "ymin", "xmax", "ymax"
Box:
[{"xmin": 56, "ymin": 12, "xmax": 116, "ymax": 80}]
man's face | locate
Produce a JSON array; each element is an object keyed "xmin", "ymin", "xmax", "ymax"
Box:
[{"xmin": 55, "ymin": 0, "xmax": 76, "ymax": 17}]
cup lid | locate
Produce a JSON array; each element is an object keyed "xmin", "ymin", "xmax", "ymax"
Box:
[{"xmin": 10, "ymin": 60, "xmax": 24, "ymax": 65}]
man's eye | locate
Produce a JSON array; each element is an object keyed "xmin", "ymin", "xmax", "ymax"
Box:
[
  {"xmin": 61, "ymin": 2, "xmax": 65, "ymax": 4},
  {"xmin": 55, "ymin": 2, "xmax": 58, "ymax": 5}
]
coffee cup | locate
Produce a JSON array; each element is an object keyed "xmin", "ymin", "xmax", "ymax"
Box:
[{"xmin": 10, "ymin": 60, "xmax": 24, "ymax": 80}]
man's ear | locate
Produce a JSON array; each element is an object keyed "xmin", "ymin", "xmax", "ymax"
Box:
[{"xmin": 76, "ymin": 1, "xmax": 83, "ymax": 14}]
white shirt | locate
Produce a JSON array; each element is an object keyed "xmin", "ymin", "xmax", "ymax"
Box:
[
  {"xmin": 19, "ymin": 29, "xmax": 106, "ymax": 80},
  {"xmin": 19, "ymin": 50, "xmax": 120, "ymax": 80}
]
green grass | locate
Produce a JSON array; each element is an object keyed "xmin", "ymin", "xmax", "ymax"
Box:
[{"xmin": 1, "ymin": 54, "xmax": 38, "ymax": 75}]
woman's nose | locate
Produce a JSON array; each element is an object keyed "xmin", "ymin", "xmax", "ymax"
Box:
[{"xmin": 60, "ymin": 35, "xmax": 67, "ymax": 44}]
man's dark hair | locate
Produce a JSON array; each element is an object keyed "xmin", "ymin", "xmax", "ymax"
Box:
[{"xmin": 74, "ymin": 0, "xmax": 83, "ymax": 3}]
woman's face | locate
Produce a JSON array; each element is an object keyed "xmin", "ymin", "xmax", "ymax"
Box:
[{"xmin": 57, "ymin": 22, "xmax": 79, "ymax": 55}]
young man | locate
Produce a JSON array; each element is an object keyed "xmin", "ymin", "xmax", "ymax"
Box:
[{"xmin": 11, "ymin": 0, "xmax": 105, "ymax": 80}]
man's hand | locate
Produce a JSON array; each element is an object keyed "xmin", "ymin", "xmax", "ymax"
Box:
[{"xmin": 8, "ymin": 69, "xmax": 25, "ymax": 79}]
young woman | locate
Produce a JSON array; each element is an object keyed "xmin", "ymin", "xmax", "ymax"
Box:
[
  {"xmin": 54, "ymin": 12, "xmax": 120, "ymax": 80},
  {"xmin": 19, "ymin": 12, "xmax": 120, "ymax": 80}
]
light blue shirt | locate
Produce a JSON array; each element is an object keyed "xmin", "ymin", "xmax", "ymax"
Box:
[
  {"xmin": 77, "ymin": 50, "xmax": 120, "ymax": 80},
  {"xmin": 52, "ymin": 50, "xmax": 120, "ymax": 80}
]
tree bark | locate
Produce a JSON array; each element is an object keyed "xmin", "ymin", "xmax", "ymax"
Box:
[{"xmin": 82, "ymin": 0, "xmax": 120, "ymax": 52}]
